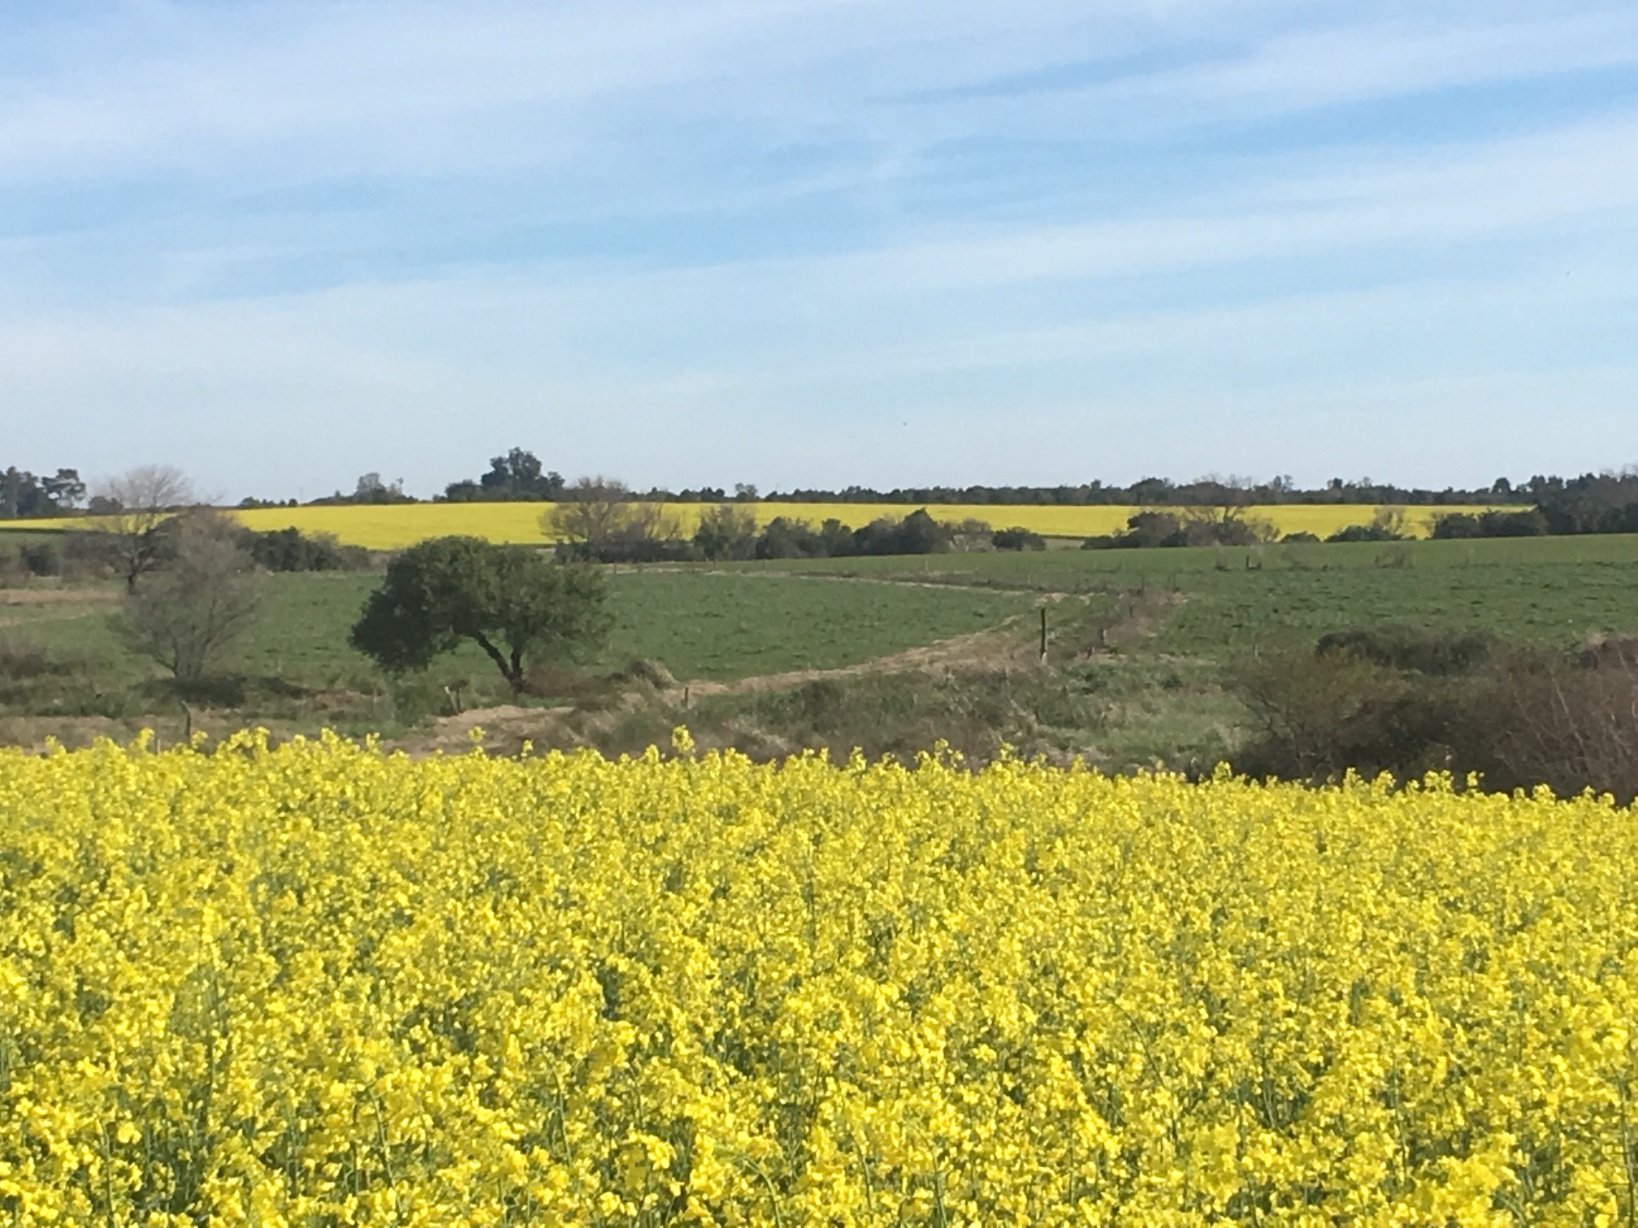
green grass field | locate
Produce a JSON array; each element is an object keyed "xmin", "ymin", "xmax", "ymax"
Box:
[
  {"xmin": 211, "ymin": 571, "xmax": 1031, "ymax": 685},
  {"xmin": 1, "ymin": 571, "xmax": 1035, "ymax": 731},
  {"xmin": 728, "ymin": 534, "xmax": 1638, "ymax": 653},
  {"xmin": 4, "ymin": 533, "xmax": 1637, "ymax": 759}
]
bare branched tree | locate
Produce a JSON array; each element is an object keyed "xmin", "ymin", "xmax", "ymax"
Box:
[
  {"xmin": 118, "ymin": 509, "xmax": 261, "ymax": 684},
  {"xmin": 543, "ymin": 476, "xmax": 681, "ymax": 559},
  {"xmin": 93, "ymin": 465, "xmax": 194, "ymax": 592}
]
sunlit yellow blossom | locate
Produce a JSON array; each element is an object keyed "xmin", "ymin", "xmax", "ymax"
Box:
[{"xmin": 0, "ymin": 735, "xmax": 1632, "ymax": 1224}]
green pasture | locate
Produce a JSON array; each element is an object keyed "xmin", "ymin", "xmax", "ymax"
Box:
[
  {"xmin": 728, "ymin": 534, "xmax": 1638, "ymax": 653},
  {"xmin": 2, "ymin": 571, "xmax": 1035, "ymax": 725},
  {"xmin": 3, "ymin": 533, "xmax": 1636, "ymax": 758}
]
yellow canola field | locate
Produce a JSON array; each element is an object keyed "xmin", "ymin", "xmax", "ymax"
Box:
[
  {"xmin": 3, "ymin": 733, "xmax": 1635, "ymax": 1226},
  {"xmin": 13, "ymin": 504, "xmax": 1500, "ymax": 550},
  {"xmin": 214, "ymin": 502, "xmax": 1491, "ymax": 550}
]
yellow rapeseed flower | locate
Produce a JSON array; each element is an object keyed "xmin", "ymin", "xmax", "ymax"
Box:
[{"xmin": 0, "ymin": 735, "xmax": 1632, "ymax": 1224}]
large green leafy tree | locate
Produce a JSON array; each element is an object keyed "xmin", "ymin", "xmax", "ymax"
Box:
[
  {"xmin": 1, "ymin": 466, "xmax": 86, "ymax": 518},
  {"xmin": 349, "ymin": 537, "xmax": 611, "ymax": 691}
]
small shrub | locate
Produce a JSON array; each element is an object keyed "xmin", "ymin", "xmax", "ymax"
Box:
[
  {"xmin": 1579, "ymin": 634, "xmax": 1638, "ymax": 670},
  {"xmin": 0, "ymin": 634, "xmax": 114, "ymax": 716},
  {"xmin": 1327, "ymin": 523, "xmax": 1400, "ymax": 543},
  {"xmin": 1232, "ymin": 627, "xmax": 1638, "ymax": 801},
  {"xmin": 240, "ymin": 527, "xmax": 370, "ymax": 572},
  {"xmin": 993, "ymin": 527, "xmax": 1047, "ymax": 551},
  {"xmin": 1316, "ymin": 626, "xmax": 1498, "ymax": 676},
  {"xmin": 948, "ymin": 518, "xmax": 995, "ymax": 551},
  {"xmin": 0, "ymin": 634, "xmax": 61, "ymax": 680},
  {"xmin": 1328, "ymin": 508, "xmax": 1411, "ymax": 544},
  {"xmin": 1229, "ymin": 648, "xmax": 1458, "ymax": 782},
  {"xmin": 18, "ymin": 542, "xmax": 60, "ymax": 576},
  {"xmin": 754, "ymin": 517, "xmax": 826, "ymax": 560},
  {"xmin": 45, "ymin": 531, "xmax": 118, "ymax": 582},
  {"xmin": 617, "ymin": 658, "xmax": 679, "ymax": 690},
  {"xmin": 1475, "ymin": 649, "xmax": 1638, "ymax": 801}
]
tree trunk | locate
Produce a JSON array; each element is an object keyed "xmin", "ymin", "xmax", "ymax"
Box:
[{"xmin": 470, "ymin": 632, "xmax": 524, "ymax": 691}]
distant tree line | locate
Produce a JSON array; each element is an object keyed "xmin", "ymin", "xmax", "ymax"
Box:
[
  {"xmin": 1419, "ymin": 475, "xmax": 1638, "ymax": 540},
  {"xmin": 760, "ymin": 475, "xmax": 1526, "ymax": 508},
  {"xmin": 286, "ymin": 455, "xmax": 1638, "ymax": 526},
  {"xmin": 549, "ymin": 488, "xmax": 985, "ymax": 564},
  {"xmin": 457, "ymin": 461, "xmax": 1533, "ymax": 508},
  {"xmin": 1529, "ymin": 472, "xmax": 1638, "ymax": 535},
  {"xmin": 736, "ymin": 508, "xmax": 968, "ymax": 561},
  {"xmin": 14, "ymin": 448, "xmax": 1638, "ymax": 542}
]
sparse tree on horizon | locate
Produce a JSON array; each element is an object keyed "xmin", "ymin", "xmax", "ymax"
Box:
[
  {"xmin": 545, "ymin": 476, "xmax": 681, "ymax": 557},
  {"xmin": 92, "ymin": 464, "xmax": 195, "ymax": 592},
  {"xmin": 693, "ymin": 503, "xmax": 758, "ymax": 561}
]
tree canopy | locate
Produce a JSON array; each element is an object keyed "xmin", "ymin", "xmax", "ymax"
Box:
[
  {"xmin": 348, "ymin": 537, "xmax": 611, "ymax": 690},
  {"xmin": 0, "ymin": 466, "xmax": 85, "ymax": 518},
  {"xmin": 443, "ymin": 448, "xmax": 566, "ymax": 503}
]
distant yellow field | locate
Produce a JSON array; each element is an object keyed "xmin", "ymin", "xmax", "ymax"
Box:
[
  {"xmin": 14, "ymin": 502, "xmax": 1502, "ymax": 550},
  {"xmin": 237, "ymin": 502, "xmax": 1500, "ymax": 548}
]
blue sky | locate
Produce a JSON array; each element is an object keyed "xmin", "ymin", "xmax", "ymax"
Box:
[{"xmin": 2, "ymin": 0, "xmax": 1635, "ymax": 499}]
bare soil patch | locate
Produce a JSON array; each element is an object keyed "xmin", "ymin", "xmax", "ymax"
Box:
[
  {"xmin": 0, "ymin": 586, "xmax": 118, "ymax": 607},
  {"xmin": 675, "ymin": 623, "xmax": 1024, "ymax": 700},
  {"xmin": 396, "ymin": 620, "xmax": 1036, "ymax": 757},
  {"xmin": 0, "ymin": 585, "xmax": 119, "ymax": 628}
]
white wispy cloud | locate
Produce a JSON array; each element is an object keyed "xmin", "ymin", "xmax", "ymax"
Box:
[
  {"xmin": 12, "ymin": 1, "xmax": 1625, "ymax": 186},
  {"xmin": 1, "ymin": 0, "xmax": 1633, "ymax": 491},
  {"xmin": 1091, "ymin": 10, "xmax": 1638, "ymax": 110}
]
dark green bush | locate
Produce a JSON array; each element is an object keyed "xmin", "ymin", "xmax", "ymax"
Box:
[
  {"xmin": 17, "ymin": 541, "xmax": 59, "ymax": 576},
  {"xmin": 750, "ymin": 510, "xmax": 952, "ymax": 560},
  {"xmin": 992, "ymin": 527, "xmax": 1047, "ymax": 551},
  {"xmin": 754, "ymin": 517, "xmax": 827, "ymax": 560},
  {"xmin": 239, "ymin": 527, "xmax": 369, "ymax": 572},
  {"xmin": 850, "ymin": 508, "xmax": 952, "ymax": 556},
  {"xmin": 1432, "ymin": 509, "xmax": 1548, "ymax": 539},
  {"xmin": 1326, "ymin": 523, "xmax": 1403, "ymax": 543},
  {"xmin": 1082, "ymin": 511, "xmax": 1270, "ymax": 550}
]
